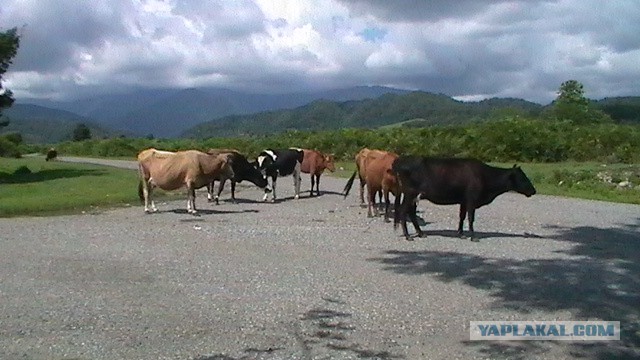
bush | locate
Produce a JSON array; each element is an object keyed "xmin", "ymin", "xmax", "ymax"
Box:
[{"xmin": 0, "ymin": 137, "xmax": 21, "ymax": 158}]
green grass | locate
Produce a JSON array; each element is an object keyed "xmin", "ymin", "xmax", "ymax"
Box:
[
  {"xmin": 333, "ymin": 161, "xmax": 640, "ymax": 205},
  {"xmin": 0, "ymin": 158, "xmax": 145, "ymax": 217}
]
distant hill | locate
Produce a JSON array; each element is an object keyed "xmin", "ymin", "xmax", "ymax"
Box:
[
  {"xmin": 182, "ymin": 91, "xmax": 545, "ymax": 138},
  {"xmin": 23, "ymin": 86, "xmax": 411, "ymax": 138},
  {"xmin": 0, "ymin": 104, "xmax": 126, "ymax": 143},
  {"xmin": 592, "ymin": 97, "xmax": 640, "ymax": 123},
  {"xmin": 10, "ymin": 87, "xmax": 639, "ymax": 141}
]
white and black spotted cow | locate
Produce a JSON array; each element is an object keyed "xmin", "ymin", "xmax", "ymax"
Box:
[{"xmin": 257, "ymin": 148, "xmax": 304, "ymax": 202}]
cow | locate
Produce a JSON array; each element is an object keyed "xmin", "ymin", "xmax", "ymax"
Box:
[
  {"xmin": 392, "ymin": 156, "xmax": 536, "ymax": 241},
  {"xmin": 256, "ymin": 148, "xmax": 304, "ymax": 202},
  {"xmin": 205, "ymin": 149, "xmax": 270, "ymax": 204},
  {"xmin": 137, "ymin": 148, "xmax": 234, "ymax": 214},
  {"xmin": 45, "ymin": 148, "xmax": 57, "ymax": 161},
  {"xmin": 300, "ymin": 149, "xmax": 335, "ymax": 196},
  {"xmin": 353, "ymin": 148, "xmax": 388, "ymax": 205},
  {"xmin": 343, "ymin": 150, "xmax": 399, "ymax": 221}
]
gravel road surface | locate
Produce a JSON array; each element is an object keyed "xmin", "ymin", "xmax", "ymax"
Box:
[{"xmin": 1, "ymin": 158, "xmax": 639, "ymax": 359}]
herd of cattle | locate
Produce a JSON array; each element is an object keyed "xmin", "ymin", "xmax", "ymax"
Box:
[{"xmin": 137, "ymin": 147, "xmax": 537, "ymax": 241}]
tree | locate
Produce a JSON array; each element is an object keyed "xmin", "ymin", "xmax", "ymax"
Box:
[
  {"xmin": 0, "ymin": 27, "xmax": 20, "ymax": 126},
  {"xmin": 552, "ymin": 80, "xmax": 611, "ymax": 124},
  {"xmin": 72, "ymin": 123, "xmax": 92, "ymax": 141}
]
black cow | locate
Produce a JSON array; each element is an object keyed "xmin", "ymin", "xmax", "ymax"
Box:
[
  {"xmin": 206, "ymin": 149, "xmax": 270, "ymax": 204},
  {"xmin": 257, "ymin": 148, "xmax": 304, "ymax": 202},
  {"xmin": 392, "ymin": 156, "xmax": 536, "ymax": 241},
  {"xmin": 45, "ymin": 148, "xmax": 57, "ymax": 161}
]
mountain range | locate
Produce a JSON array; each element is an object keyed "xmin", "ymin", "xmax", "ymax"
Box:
[
  {"xmin": 1, "ymin": 86, "xmax": 639, "ymax": 143},
  {"xmin": 13, "ymin": 86, "xmax": 409, "ymax": 139}
]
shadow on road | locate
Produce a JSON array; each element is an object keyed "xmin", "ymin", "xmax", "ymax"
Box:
[
  {"xmin": 193, "ymin": 298, "xmax": 403, "ymax": 360},
  {"xmin": 368, "ymin": 218, "xmax": 640, "ymax": 359}
]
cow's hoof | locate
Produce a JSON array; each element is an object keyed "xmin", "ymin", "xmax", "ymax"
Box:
[
  {"xmin": 470, "ymin": 238, "xmax": 479, "ymax": 242},
  {"xmin": 404, "ymin": 236, "xmax": 414, "ymax": 241},
  {"xmin": 294, "ymin": 195, "xmax": 299, "ymax": 200},
  {"xmin": 270, "ymin": 198, "xmax": 276, "ymax": 203}
]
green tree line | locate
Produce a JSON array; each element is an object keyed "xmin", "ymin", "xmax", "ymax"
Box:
[{"xmin": 49, "ymin": 118, "xmax": 639, "ymax": 163}]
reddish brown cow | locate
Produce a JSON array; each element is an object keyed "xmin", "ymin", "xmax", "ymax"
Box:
[
  {"xmin": 353, "ymin": 148, "xmax": 387, "ymax": 205},
  {"xmin": 300, "ymin": 149, "xmax": 335, "ymax": 196},
  {"xmin": 343, "ymin": 149, "xmax": 399, "ymax": 221},
  {"xmin": 363, "ymin": 152, "xmax": 399, "ymax": 221}
]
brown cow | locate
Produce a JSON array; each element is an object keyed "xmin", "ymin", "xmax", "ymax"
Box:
[
  {"xmin": 353, "ymin": 148, "xmax": 387, "ymax": 205},
  {"xmin": 343, "ymin": 149, "xmax": 399, "ymax": 221},
  {"xmin": 300, "ymin": 149, "xmax": 335, "ymax": 196},
  {"xmin": 137, "ymin": 148, "xmax": 234, "ymax": 214}
]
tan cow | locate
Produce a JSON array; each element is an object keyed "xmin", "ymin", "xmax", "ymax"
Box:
[
  {"xmin": 353, "ymin": 148, "xmax": 388, "ymax": 205},
  {"xmin": 300, "ymin": 149, "xmax": 335, "ymax": 196},
  {"xmin": 137, "ymin": 148, "xmax": 234, "ymax": 214},
  {"xmin": 343, "ymin": 148, "xmax": 399, "ymax": 220}
]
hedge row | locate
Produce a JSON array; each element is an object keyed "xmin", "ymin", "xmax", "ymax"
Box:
[{"xmin": 53, "ymin": 118, "xmax": 640, "ymax": 163}]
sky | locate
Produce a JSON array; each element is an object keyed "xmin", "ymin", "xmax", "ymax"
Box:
[{"xmin": 2, "ymin": 0, "xmax": 640, "ymax": 104}]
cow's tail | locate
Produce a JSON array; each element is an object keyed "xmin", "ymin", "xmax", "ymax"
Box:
[
  {"xmin": 342, "ymin": 171, "xmax": 358, "ymax": 198},
  {"xmin": 138, "ymin": 180, "xmax": 145, "ymax": 203},
  {"xmin": 137, "ymin": 162, "xmax": 146, "ymax": 204}
]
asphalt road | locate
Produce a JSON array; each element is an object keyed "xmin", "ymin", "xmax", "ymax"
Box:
[{"xmin": 1, "ymin": 158, "xmax": 639, "ymax": 359}]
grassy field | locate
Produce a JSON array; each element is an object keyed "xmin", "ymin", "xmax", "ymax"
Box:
[
  {"xmin": 334, "ymin": 161, "xmax": 640, "ymax": 205},
  {"xmin": 0, "ymin": 157, "xmax": 143, "ymax": 217}
]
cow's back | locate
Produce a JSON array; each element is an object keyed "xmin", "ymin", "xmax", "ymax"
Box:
[
  {"xmin": 397, "ymin": 157, "xmax": 488, "ymax": 204},
  {"xmin": 364, "ymin": 152, "xmax": 398, "ymax": 190},
  {"xmin": 300, "ymin": 149, "xmax": 322, "ymax": 174},
  {"xmin": 356, "ymin": 148, "xmax": 387, "ymax": 178}
]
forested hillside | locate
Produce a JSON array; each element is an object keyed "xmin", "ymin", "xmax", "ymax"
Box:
[{"xmin": 183, "ymin": 91, "xmax": 544, "ymax": 138}]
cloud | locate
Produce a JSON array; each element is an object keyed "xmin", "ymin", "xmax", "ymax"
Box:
[{"xmin": 1, "ymin": 0, "xmax": 639, "ymax": 103}]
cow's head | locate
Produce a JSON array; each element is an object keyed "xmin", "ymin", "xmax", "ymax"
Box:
[
  {"xmin": 325, "ymin": 154, "xmax": 336, "ymax": 172},
  {"xmin": 245, "ymin": 159, "xmax": 270, "ymax": 190},
  {"xmin": 510, "ymin": 165, "xmax": 536, "ymax": 197}
]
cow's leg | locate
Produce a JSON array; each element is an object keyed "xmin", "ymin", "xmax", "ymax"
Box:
[
  {"xmin": 206, "ymin": 182, "xmax": 214, "ymax": 202},
  {"xmin": 263, "ymin": 176, "xmax": 272, "ymax": 201},
  {"xmin": 269, "ymin": 176, "xmax": 278, "ymax": 202},
  {"xmin": 468, "ymin": 207, "xmax": 477, "ymax": 242},
  {"xmin": 398, "ymin": 193, "xmax": 415, "ymax": 240},
  {"xmin": 144, "ymin": 179, "xmax": 158, "ymax": 213},
  {"xmin": 293, "ymin": 162, "xmax": 302, "ymax": 199},
  {"xmin": 408, "ymin": 198, "xmax": 423, "ymax": 238},
  {"xmin": 215, "ymin": 178, "xmax": 226, "ymax": 205},
  {"xmin": 142, "ymin": 181, "xmax": 152, "ymax": 213},
  {"xmin": 367, "ymin": 186, "xmax": 376, "ymax": 217},
  {"xmin": 187, "ymin": 184, "xmax": 197, "ymax": 214},
  {"xmin": 315, "ymin": 174, "xmax": 321, "ymax": 196},
  {"xmin": 383, "ymin": 189, "xmax": 391, "ymax": 222},
  {"xmin": 230, "ymin": 180, "xmax": 237, "ymax": 203},
  {"xmin": 457, "ymin": 204, "xmax": 467, "ymax": 235},
  {"xmin": 310, "ymin": 174, "xmax": 315, "ymax": 197},
  {"xmin": 359, "ymin": 177, "xmax": 366, "ymax": 206}
]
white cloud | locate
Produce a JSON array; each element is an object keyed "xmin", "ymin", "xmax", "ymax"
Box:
[{"xmin": 1, "ymin": 0, "xmax": 639, "ymax": 103}]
